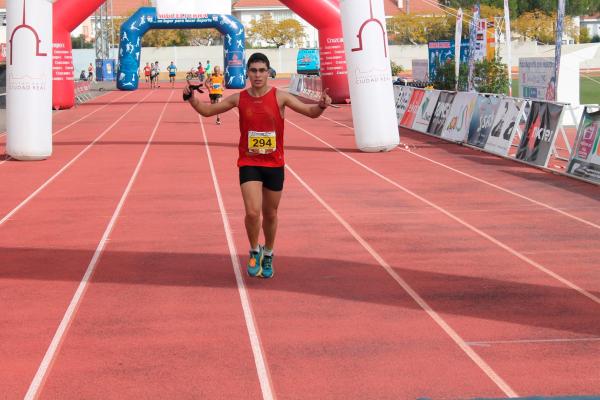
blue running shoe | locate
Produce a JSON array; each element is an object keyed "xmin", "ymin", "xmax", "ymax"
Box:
[
  {"xmin": 261, "ymin": 253, "xmax": 274, "ymax": 279},
  {"xmin": 247, "ymin": 247, "xmax": 263, "ymax": 277}
]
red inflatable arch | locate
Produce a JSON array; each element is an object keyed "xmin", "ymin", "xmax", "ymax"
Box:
[
  {"xmin": 53, "ymin": 0, "xmax": 106, "ymax": 110},
  {"xmin": 279, "ymin": 0, "xmax": 350, "ymax": 104}
]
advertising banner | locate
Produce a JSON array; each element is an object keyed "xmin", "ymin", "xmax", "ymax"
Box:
[
  {"xmin": 554, "ymin": 0, "xmax": 565, "ymax": 101},
  {"xmin": 394, "ymin": 85, "xmax": 415, "ymax": 123},
  {"xmin": 516, "ymin": 101, "xmax": 563, "ymax": 167},
  {"xmin": 156, "ymin": 0, "xmax": 231, "ymax": 18},
  {"xmin": 441, "ymin": 92, "xmax": 478, "ymax": 142},
  {"xmin": 428, "ymin": 40, "xmax": 469, "ymax": 81},
  {"xmin": 473, "ymin": 18, "xmax": 487, "ymax": 62},
  {"xmin": 566, "ymin": 109, "xmax": 600, "ymax": 183},
  {"xmin": 519, "ymin": 57, "xmax": 556, "ymax": 101},
  {"xmin": 427, "ymin": 91, "xmax": 456, "ymax": 136},
  {"xmin": 412, "ymin": 59, "xmax": 429, "ymax": 81},
  {"xmin": 484, "ymin": 98, "xmax": 524, "ymax": 156},
  {"xmin": 400, "ymin": 89, "xmax": 425, "ymax": 128},
  {"xmin": 412, "ymin": 90, "xmax": 441, "ymax": 133},
  {"xmin": 467, "ymin": 94, "xmax": 501, "ymax": 148},
  {"xmin": 504, "ymin": 0, "xmax": 512, "ymax": 95},
  {"xmin": 467, "ymin": 3, "xmax": 480, "ymax": 91},
  {"xmin": 454, "ymin": 8, "xmax": 463, "ymax": 88}
]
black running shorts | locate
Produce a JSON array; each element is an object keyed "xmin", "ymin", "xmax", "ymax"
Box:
[
  {"xmin": 239, "ymin": 166, "xmax": 285, "ymax": 192},
  {"xmin": 209, "ymin": 93, "xmax": 222, "ymax": 101}
]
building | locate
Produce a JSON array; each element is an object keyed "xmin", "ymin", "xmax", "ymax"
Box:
[{"xmin": 581, "ymin": 14, "xmax": 600, "ymax": 40}]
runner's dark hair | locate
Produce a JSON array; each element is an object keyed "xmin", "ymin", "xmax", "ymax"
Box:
[{"xmin": 247, "ymin": 52, "xmax": 270, "ymax": 69}]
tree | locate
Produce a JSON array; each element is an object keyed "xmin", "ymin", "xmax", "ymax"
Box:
[
  {"xmin": 71, "ymin": 34, "xmax": 93, "ymax": 49},
  {"xmin": 473, "ymin": 58, "xmax": 509, "ymax": 93},
  {"xmin": 387, "ymin": 14, "xmax": 455, "ymax": 45},
  {"xmin": 579, "ymin": 26, "xmax": 591, "ymax": 43},
  {"xmin": 247, "ymin": 13, "xmax": 305, "ymax": 48},
  {"xmin": 513, "ymin": 11, "xmax": 555, "ymax": 43},
  {"xmin": 185, "ymin": 29, "xmax": 222, "ymax": 46}
]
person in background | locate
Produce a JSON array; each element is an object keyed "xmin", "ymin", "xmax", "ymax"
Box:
[
  {"xmin": 197, "ymin": 62, "xmax": 205, "ymax": 81},
  {"xmin": 168, "ymin": 61, "xmax": 177, "ymax": 88},
  {"xmin": 144, "ymin": 62, "xmax": 152, "ymax": 83},
  {"xmin": 205, "ymin": 60, "xmax": 212, "ymax": 75},
  {"xmin": 205, "ymin": 65, "xmax": 224, "ymax": 125},
  {"xmin": 79, "ymin": 70, "xmax": 87, "ymax": 81},
  {"xmin": 151, "ymin": 61, "xmax": 160, "ymax": 89},
  {"xmin": 88, "ymin": 63, "xmax": 94, "ymax": 82}
]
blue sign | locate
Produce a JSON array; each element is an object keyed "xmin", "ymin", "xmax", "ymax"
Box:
[{"xmin": 428, "ymin": 39, "xmax": 469, "ymax": 80}]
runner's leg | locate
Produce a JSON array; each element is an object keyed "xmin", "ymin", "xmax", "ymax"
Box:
[
  {"xmin": 241, "ymin": 181, "xmax": 263, "ymax": 249},
  {"xmin": 262, "ymin": 188, "xmax": 282, "ymax": 251}
]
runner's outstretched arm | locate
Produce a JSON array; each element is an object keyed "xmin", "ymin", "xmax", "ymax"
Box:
[
  {"xmin": 281, "ymin": 88, "xmax": 332, "ymax": 118},
  {"xmin": 185, "ymin": 89, "xmax": 238, "ymax": 117}
]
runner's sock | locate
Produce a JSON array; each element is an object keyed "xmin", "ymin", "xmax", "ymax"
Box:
[
  {"xmin": 263, "ymin": 247, "xmax": 273, "ymax": 256},
  {"xmin": 251, "ymin": 245, "xmax": 260, "ymax": 253}
]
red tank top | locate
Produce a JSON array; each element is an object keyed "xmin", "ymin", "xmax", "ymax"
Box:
[{"xmin": 237, "ymin": 87, "xmax": 285, "ymax": 167}]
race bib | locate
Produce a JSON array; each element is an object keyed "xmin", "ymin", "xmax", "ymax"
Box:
[
  {"xmin": 212, "ymin": 83, "xmax": 221, "ymax": 90},
  {"xmin": 248, "ymin": 131, "xmax": 276, "ymax": 154}
]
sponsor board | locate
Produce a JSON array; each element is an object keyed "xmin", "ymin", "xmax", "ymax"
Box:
[
  {"xmin": 156, "ymin": 0, "xmax": 230, "ymax": 18},
  {"xmin": 519, "ymin": 57, "xmax": 556, "ymax": 101},
  {"xmin": 412, "ymin": 59, "xmax": 429, "ymax": 81},
  {"xmin": 427, "ymin": 91, "xmax": 455, "ymax": 136},
  {"xmin": 400, "ymin": 89, "xmax": 425, "ymax": 128},
  {"xmin": 428, "ymin": 40, "xmax": 469, "ymax": 81},
  {"xmin": 412, "ymin": 90, "xmax": 441, "ymax": 133},
  {"xmin": 567, "ymin": 109, "xmax": 600, "ymax": 183},
  {"xmin": 467, "ymin": 94, "xmax": 501, "ymax": 148},
  {"xmin": 516, "ymin": 101, "xmax": 563, "ymax": 167},
  {"xmin": 484, "ymin": 98, "xmax": 524, "ymax": 156},
  {"xmin": 394, "ymin": 85, "xmax": 414, "ymax": 123},
  {"xmin": 441, "ymin": 92, "xmax": 478, "ymax": 142}
]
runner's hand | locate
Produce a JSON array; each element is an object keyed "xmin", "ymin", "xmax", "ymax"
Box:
[
  {"xmin": 183, "ymin": 86, "xmax": 194, "ymax": 101},
  {"xmin": 318, "ymin": 88, "xmax": 332, "ymax": 110}
]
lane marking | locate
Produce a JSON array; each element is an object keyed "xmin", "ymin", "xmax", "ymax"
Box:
[
  {"xmin": 0, "ymin": 91, "xmax": 154, "ymax": 227},
  {"xmin": 24, "ymin": 91, "xmax": 174, "ymax": 400},
  {"xmin": 0, "ymin": 91, "xmax": 134, "ymax": 166},
  {"xmin": 200, "ymin": 115, "xmax": 275, "ymax": 400},
  {"xmin": 285, "ymin": 163, "xmax": 518, "ymax": 398},
  {"xmin": 287, "ymin": 119, "xmax": 600, "ymax": 306},
  {"xmin": 467, "ymin": 337, "xmax": 600, "ymax": 347},
  {"xmin": 320, "ymin": 115, "xmax": 600, "ymax": 231}
]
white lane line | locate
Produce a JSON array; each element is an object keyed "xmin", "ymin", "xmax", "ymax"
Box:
[
  {"xmin": 285, "ymin": 164, "xmax": 518, "ymax": 398},
  {"xmin": 24, "ymin": 91, "xmax": 174, "ymax": 400},
  {"xmin": 287, "ymin": 119, "xmax": 600, "ymax": 306},
  {"xmin": 467, "ymin": 337, "xmax": 600, "ymax": 347},
  {"xmin": 320, "ymin": 115, "xmax": 600, "ymax": 231},
  {"xmin": 0, "ymin": 91, "xmax": 154, "ymax": 227},
  {"xmin": 0, "ymin": 91, "xmax": 134, "ymax": 166},
  {"xmin": 200, "ymin": 115, "xmax": 275, "ymax": 400}
]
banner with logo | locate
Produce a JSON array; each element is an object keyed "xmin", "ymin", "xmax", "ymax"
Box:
[
  {"xmin": 566, "ymin": 108, "xmax": 600, "ymax": 183},
  {"xmin": 467, "ymin": 94, "xmax": 501, "ymax": 148},
  {"xmin": 412, "ymin": 90, "xmax": 441, "ymax": 133},
  {"xmin": 484, "ymin": 98, "xmax": 524, "ymax": 156},
  {"xmin": 516, "ymin": 101, "xmax": 563, "ymax": 167},
  {"xmin": 394, "ymin": 85, "xmax": 415, "ymax": 123},
  {"xmin": 519, "ymin": 57, "xmax": 556, "ymax": 101},
  {"xmin": 428, "ymin": 40, "xmax": 469, "ymax": 81},
  {"xmin": 412, "ymin": 59, "xmax": 429, "ymax": 81},
  {"xmin": 504, "ymin": 0, "xmax": 512, "ymax": 95},
  {"xmin": 554, "ymin": 0, "xmax": 565, "ymax": 101},
  {"xmin": 454, "ymin": 8, "xmax": 463, "ymax": 89},
  {"xmin": 400, "ymin": 89, "xmax": 425, "ymax": 128},
  {"xmin": 156, "ymin": 0, "xmax": 231, "ymax": 18},
  {"xmin": 467, "ymin": 3, "xmax": 480, "ymax": 91},
  {"xmin": 441, "ymin": 92, "xmax": 478, "ymax": 142},
  {"xmin": 427, "ymin": 91, "xmax": 456, "ymax": 136}
]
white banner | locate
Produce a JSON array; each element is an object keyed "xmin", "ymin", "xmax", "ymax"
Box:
[
  {"xmin": 7, "ymin": 0, "xmax": 53, "ymax": 160},
  {"xmin": 441, "ymin": 92, "xmax": 477, "ymax": 142},
  {"xmin": 519, "ymin": 57, "xmax": 555, "ymax": 101},
  {"xmin": 483, "ymin": 98, "xmax": 524, "ymax": 156},
  {"xmin": 412, "ymin": 90, "xmax": 440, "ymax": 133},
  {"xmin": 455, "ymin": 8, "xmax": 463, "ymax": 89},
  {"xmin": 504, "ymin": 0, "xmax": 512, "ymax": 96},
  {"xmin": 341, "ymin": 0, "xmax": 398, "ymax": 152},
  {"xmin": 394, "ymin": 86, "xmax": 414, "ymax": 123},
  {"xmin": 412, "ymin": 59, "xmax": 429, "ymax": 81},
  {"xmin": 156, "ymin": 0, "xmax": 231, "ymax": 18}
]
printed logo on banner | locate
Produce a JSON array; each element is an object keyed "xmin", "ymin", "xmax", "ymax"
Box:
[
  {"xmin": 428, "ymin": 91, "xmax": 456, "ymax": 136},
  {"xmin": 394, "ymin": 86, "xmax": 414, "ymax": 122},
  {"xmin": 441, "ymin": 92, "xmax": 477, "ymax": 142},
  {"xmin": 9, "ymin": 0, "xmax": 48, "ymax": 65},
  {"xmin": 484, "ymin": 98, "xmax": 524, "ymax": 156},
  {"xmin": 516, "ymin": 101, "xmax": 563, "ymax": 166},
  {"xmin": 412, "ymin": 90, "xmax": 441, "ymax": 133},
  {"xmin": 400, "ymin": 89, "xmax": 425, "ymax": 128},
  {"xmin": 467, "ymin": 95, "xmax": 500, "ymax": 148},
  {"xmin": 567, "ymin": 109, "xmax": 600, "ymax": 182}
]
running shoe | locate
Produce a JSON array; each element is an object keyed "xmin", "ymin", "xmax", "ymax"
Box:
[
  {"xmin": 247, "ymin": 247, "xmax": 263, "ymax": 277},
  {"xmin": 216, "ymin": 118, "xmax": 221, "ymax": 125},
  {"xmin": 261, "ymin": 254, "xmax": 274, "ymax": 279}
]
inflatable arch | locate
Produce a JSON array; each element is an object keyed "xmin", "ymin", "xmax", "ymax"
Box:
[
  {"xmin": 52, "ymin": 0, "xmax": 107, "ymax": 110},
  {"xmin": 117, "ymin": 8, "xmax": 245, "ymax": 90}
]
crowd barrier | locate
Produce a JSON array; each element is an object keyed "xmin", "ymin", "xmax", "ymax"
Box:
[
  {"xmin": 74, "ymin": 80, "xmax": 93, "ymax": 105},
  {"xmin": 289, "ymin": 74, "xmax": 323, "ymax": 102},
  {"xmin": 393, "ymin": 85, "xmax": 600, "ymax": 185}
]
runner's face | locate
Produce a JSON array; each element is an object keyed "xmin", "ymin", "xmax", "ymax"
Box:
[{"xmin": 248, "ymin": 61, "xmax": 269, "ymax": 89}]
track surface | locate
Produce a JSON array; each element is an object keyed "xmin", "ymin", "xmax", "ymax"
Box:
[{"xmin": 1, "ymin": 81, "xmax": 599, "ymax": 400}]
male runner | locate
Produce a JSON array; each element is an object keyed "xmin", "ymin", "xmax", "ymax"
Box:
[
  {"xmin": 184, "ymin": 53, "xmax": 331, "ymax": 279},
  {"xmin": 143, "ymin": 62, "xmax": 151, "ymax": 83},
  {"xmin": 205, "ymin": 66, "xmax": 224, "ymax": 125},
  {"xmin": 168, "ymin": 61, "xmax": 177, "ymax": 88}
]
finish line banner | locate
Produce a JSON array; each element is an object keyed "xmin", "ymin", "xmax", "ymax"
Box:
[
  {"xmin": 567, "ymin": 108, "xmax": 600, "ymax": 183},
  {"xmin": 156, "ymin": 0, "xmax": 231, "ymax": 18}
]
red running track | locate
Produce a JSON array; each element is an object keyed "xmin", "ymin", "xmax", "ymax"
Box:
[{"xmin": 0, "ymin": 81, "xmax": 599, "ymax": 400}]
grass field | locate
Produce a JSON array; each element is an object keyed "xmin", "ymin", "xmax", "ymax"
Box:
[{"xmin": 511, "ymin": 77, "xmax": 600, "ymax": 104}]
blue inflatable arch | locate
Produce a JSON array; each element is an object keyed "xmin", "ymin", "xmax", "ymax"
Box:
[{"xmin": 117, "ymin": 7, "xmax": 246, "ymax": 90}]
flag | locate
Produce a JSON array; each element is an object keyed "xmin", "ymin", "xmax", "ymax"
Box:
[
  {"xmin": 467, "ymin": 2, "xmax": 480, "ymax": 91},
  {"xmin": 554, "ymin": 0, "xmax": 565, "ymax": 100},
  {"xmin": 504, "ymin": 0, "xmax": 512, "ymax": 96},
  {"xmin": 455, "ymin": 8, "xmax": 463, "ymax": 90}
]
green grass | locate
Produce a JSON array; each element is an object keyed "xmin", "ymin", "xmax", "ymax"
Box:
[{"xmin": 511, "ymin": 77, "xmax": 600, "ymax": 104}]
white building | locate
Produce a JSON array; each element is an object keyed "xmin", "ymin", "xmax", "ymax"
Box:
[{"xmin": 581, "ymin": 14, "xmax": 600, "ymax": 40}]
